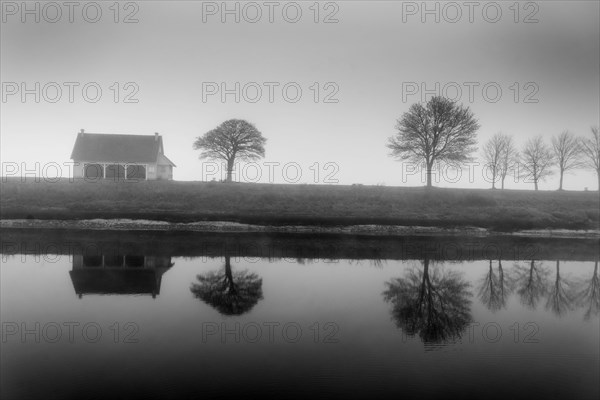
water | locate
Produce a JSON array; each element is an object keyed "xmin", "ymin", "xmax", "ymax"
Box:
[{"xmin": 1, "ymin": 231, "xmax": 598, "ymax": 399}]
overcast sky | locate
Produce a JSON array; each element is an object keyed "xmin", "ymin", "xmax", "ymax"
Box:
[{"xmin": 1, "ymin": 1, "xmax": 599, "ymax": 189}]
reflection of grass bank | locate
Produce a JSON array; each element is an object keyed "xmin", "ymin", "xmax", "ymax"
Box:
[
  {"xmin": 1, "ymin": 228, "xmax": 599, "ymax": 261},
  {"xmin": 1, "ymin": 178, "xmax": 598, "ymax": 231}
]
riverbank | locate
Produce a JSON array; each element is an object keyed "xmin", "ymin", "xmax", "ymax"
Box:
[
  {"xmin": 1, "ymin": 179, "xmax": 599, "ymax": 232},
  {"xmin": 1, "ymin": 218, "xmax": 599, "ymax": 239},
  {"xmin": 2, "ymin": 223, "xmax": 599, "ymax": 261}
]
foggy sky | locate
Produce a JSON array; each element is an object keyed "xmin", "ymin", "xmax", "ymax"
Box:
[{"xmin": 1, "ymin": 1, "xmax": 599, "ymax": 189}]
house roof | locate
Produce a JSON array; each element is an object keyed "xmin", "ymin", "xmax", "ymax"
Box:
[
  {"xmin": 157, "ymin": 152, "xmax": 177, "ymax": 167},
  {"xmin": 70, "ymin": 132, "xmax": 169, "ymax": 163}
]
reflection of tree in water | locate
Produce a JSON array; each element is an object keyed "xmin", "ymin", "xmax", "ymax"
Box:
[
  {"xmin": 513, "ymin": 260, "xmax": 549, "ymax": 309},
  {"xmin": 383, "ymin": 259, "xmax": 472, "ymax": 344},
  {"xmin": 545, "ymin": 261, "xmax": 576, "ymax": 317},
  {"xmin": 575, "ymin": 261, "xmax": 600, "ymax": 320},
  {"xmin": 190, "ymin": 256, "xmax": 263, "ymax": 315},
  {"xmin": 477, "ymin": 260, "xmax": 513, "ymax": 312}
]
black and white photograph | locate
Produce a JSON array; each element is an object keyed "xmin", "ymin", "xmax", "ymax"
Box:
[{"xmin": 1, "ymin": 1, "xmax": 599, "ymax": 399}]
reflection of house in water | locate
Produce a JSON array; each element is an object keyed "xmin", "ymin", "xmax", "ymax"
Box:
[{"xmin": 69, "ymin": 254, "xmax": 174, "ymax": 298}]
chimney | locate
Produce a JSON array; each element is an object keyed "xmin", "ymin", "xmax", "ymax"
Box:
[
  {"xmin": 155, "ymin": 132, "xmax": 159, "ymax": 141},
  {"xmin": 80, "ymin": 129, "xmax": 85, "ymax": 136}
]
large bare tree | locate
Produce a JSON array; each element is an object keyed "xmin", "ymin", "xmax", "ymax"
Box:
[
  {"xmin": 552, "ymin": 130, "xmax": 583, "ymax": 190},
  {"xmin": 190, "ymin": 256, "xmax": 263, "ymax": 316},
  {"xmin": 194, "ymin": 119, "xmax": 267, "ymax": 182},
  {"xmin": 580, "ymin": 126, "xmax": 600, "ymax": 191},
  {"xmin": 383, "ymin": 258, "xmax": 472, "ymax": 344},
  {"xmin": 388, "ymin": 96, "xmax": 479, "ymax": 188},
  {"xmin": 520, "ymin": 136, "xmax": 555, "ymax": 191}
]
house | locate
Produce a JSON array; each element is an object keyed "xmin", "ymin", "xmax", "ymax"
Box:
[
  {"xmin": 69, "ymin": 253, "xmax": 174, "ymax": 298},
  {"xmin": 70, "ymin": 130, "xmax": 176, "ymax": 180}
]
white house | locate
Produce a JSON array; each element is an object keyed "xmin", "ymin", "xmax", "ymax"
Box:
[{"xmin": 70, "ymin": 130, "xmax": 176, "ymax": 180}]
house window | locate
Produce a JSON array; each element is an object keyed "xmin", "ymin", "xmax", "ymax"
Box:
[
  {"xmin": 83, "ymin": 255, "xmax": 103, "ymax": 267},
  {"xmin": 106, "ymin": 164, "xmax": 125, "ymax": 180},
  {"xmin": 104, "ymin": 255, "xmax": 124, "ymax": 267},
  {"xmin": 84, "ymin": 164, "xmax": 103, "ymax": 179},
  {"xmin": 125, "ymin": 255, "xmax": 145, "ymax": 268},
  {"xmin": 126, "ymin": 165, "xmax": 146, "ymax": 180}
]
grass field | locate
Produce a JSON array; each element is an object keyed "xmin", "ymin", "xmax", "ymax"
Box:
[{"xmin": 1, "ymin": 178, "xmax": 599, "ymax": 231}]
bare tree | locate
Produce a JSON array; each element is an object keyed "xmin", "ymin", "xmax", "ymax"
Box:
[
  {"xmin": 482, "ymin": 133, "xmax": 505, "ymax": 189},
  {"xmin": 193, "ymin": 119, "xmax": 266, "ymax": 182},
  {"xmin": 383, "ymin": 258, "xmax": 472, "ymax": 344},
  {"xmin": 387, "ymin": 96, "xmax": 479, "ymax": 188},
  {"xmin": 552, "ymin": 131, "xmax": 583, "ymax": 190},
  {"xmin": 190, "ymin": 256, "xmax": 263, "ymax": 315},
  {"xmin": 580, "ymin": 126, "xmax": 600, "ymax": 191},
  {"xmin": 545, "ymin": 261, "xmax": 576, "ymax": 317},
  {"xmin": 478, "ymin": 260, "xmax": 502, "ymax": 310},
  {"xmin": 477, "ymin": 259, "xmax": 514, "ymax": 312},
  {"xmin": 575, "ymin": 261, "xmax": 599, "ymax": 320},
  {"xmin": 498, "ymin": 134, "xmax": 519, "ymax": 189},
  {"xmin": 513, "ymin": 260, "xmax": 549, "ymax": 309},
  {"xmin": 520, "ymin": 136, "xmax": 555, "ymax": 191}
]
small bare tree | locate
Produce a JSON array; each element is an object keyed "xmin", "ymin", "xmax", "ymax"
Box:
[
  {"xmin": 498, "ymin": 134, "xmax": 519, "ymax": 189},
  {"xmin": 520, "ymin": 136, "xmax": 555, "ymax": 191},
  {"xmin": 387, "ymin": 96, "xmax": 479, "ymax": 188},
  {"xmin": 514, "ymin": 260, "xmax": 549, "ymax": 309},
  {"xmin": 580, "ymin": 126, "xmax": 600, "ymax": 191},
  {"xmin": 575, "ymin": 261, "xmax": 599, "ymax": 320},
  {"xmin": 545, "ymin": 260, "xmax": 576, "ymax": 317},
  {"xmin": 552, "ymin": 131, "xmax": 583, "ymax": 190},
  {"xmin": 477, "ymin": 259, "xmax": 514, "ymax": 312},
  {"xmin": 482, "ymin": 133, "xmax": 519, "ymax": 189},
  {"xmin": 482, "ymin": 133, "xmax": 505, "ymax": 189}
]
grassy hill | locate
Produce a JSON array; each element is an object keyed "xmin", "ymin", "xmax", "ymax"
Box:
[{"xmin": 1, "ymin": 178, "xmax": 598, "ymax": 231}]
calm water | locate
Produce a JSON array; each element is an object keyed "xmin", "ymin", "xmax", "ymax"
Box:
[{"xmin": 1, "ymin": 233, "xmax": 599, "ymax": 399}]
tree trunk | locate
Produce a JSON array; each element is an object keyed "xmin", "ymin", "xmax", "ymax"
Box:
[
  {"xmin": 501, "ymin": 175, "xmax": 505, "ymax": 189},
  {"xmin": 422, "ymin": 259, "xmax": 430, "ymax": 300},
  {"xmin": 224, "ymin": 256, "xmax": 236, "ymax": 295},
  {"xmin": 498, "ymin": 260, "xmax": 504, "ymax": 297},
  {"xmin": 530, "ymin": 260, "xmax": 534, "ymax": 281},
  {"xmin": 488, "ymin": 260, "xmax": 494, "ymax": 292},
  {"xmin": 426, "ymin": 161, "xmax": 433, "ymax": 188},
  {"xmin": 534, "ymin": 180, "xmax": 538, "ymax": 191},
  {"xmin": 597, "ymin": 170, "xmax": 600, "ymax": 192},
  {"xmin": 555, "ymin": 260, "xmax": 560, "ymax": 289},
  {"xmin": 558, "ymin": 168, "xmax": 564, "ymax": 190},
  {"xmin": 226, "ymin": 159, "xmax": 234, "ymax": 183}
]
